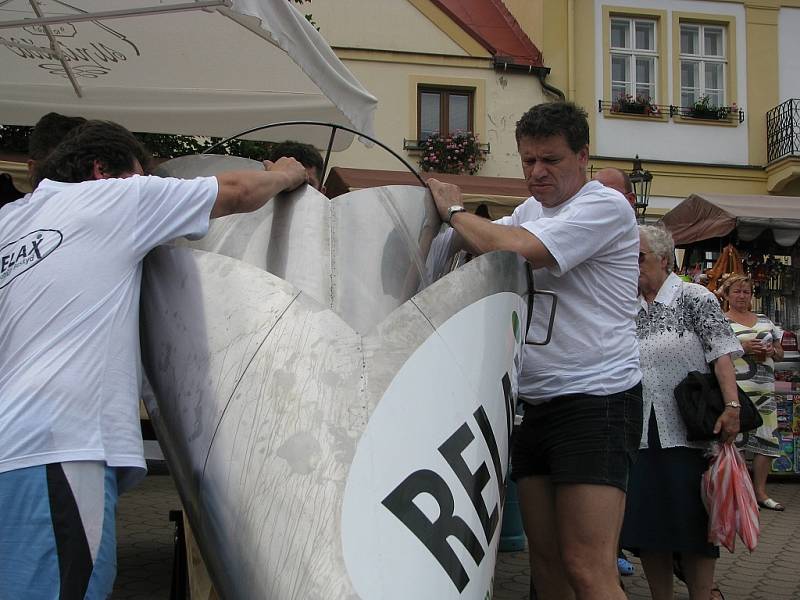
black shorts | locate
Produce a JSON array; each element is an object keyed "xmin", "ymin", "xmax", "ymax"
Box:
[{"xmin": 511, "ymin": 382, "xmax": 643, "ymax": 492}]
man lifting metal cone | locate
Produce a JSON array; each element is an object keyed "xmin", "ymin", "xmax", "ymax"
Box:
[
  {"xmin": 427, "ymin": 101, "xmax": 643, "ymax": 600},
  {"xmin": 0, "ymin": 119, "xmax": 308, "ymax": 599}
]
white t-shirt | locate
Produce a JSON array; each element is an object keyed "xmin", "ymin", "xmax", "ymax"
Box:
[
  {"xmin": 0, "ymin": 175, "xmax": 217, "ymax": 488},
  {"xmin": 497, "ymin": 180, "xmax": 641, "ymax": 402}
]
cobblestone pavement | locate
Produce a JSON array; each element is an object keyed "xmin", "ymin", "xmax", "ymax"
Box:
[
  {"xmin": 494, "ymin": 479, "xmax": 800, "ymax": 600},
  {"xmin": 113, "ymin": 474, "xmax": 800, "ymax": 599}
]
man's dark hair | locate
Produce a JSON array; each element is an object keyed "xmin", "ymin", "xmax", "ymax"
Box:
[
  {"xmin": 515, "ymin": 101, "xmax": 590, "ymax": 152},
  {"xmin": 28, "ymin": 112, "xmax": 88, "ymax": 160},
  {"xmin": 267, "ymin": 141, "xmax": 324, "ymax": 181},
  {"xmin": 474, "ymin": 203, "xmax": 492, "ymax": 219},
  {"xmin": 35, "ymin": 120, "xmax": 152, "ymax": 186}
]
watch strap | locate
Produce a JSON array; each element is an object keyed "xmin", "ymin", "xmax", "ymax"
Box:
[{"xmin": 445, "ymin": 205, "xmax": 466, "ymax": 224}]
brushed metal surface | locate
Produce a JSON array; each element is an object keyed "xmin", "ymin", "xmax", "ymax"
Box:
[
  {"xmin": 155, "ymin": 155, "xmax": 439, "ymax": 333},
  {"xmin": 141, "ymin": 155, "xmax": 532, "ymax": 599}
]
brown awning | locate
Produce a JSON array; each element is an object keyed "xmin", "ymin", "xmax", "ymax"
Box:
[
  {"xmin": 325, "ymin": 167, "xmax": 529, "ymax": 215},
  {"xmin": 661, "ymin": 193, "xmax": 800, "ymax": 246}
]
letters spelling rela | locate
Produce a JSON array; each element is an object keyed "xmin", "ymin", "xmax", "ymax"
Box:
[{"xmin": 382, "ymin": 373, "xmax": 514, "ymax": 592}]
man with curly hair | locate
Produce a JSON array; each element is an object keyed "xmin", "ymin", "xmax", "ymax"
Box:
[
  {"xmin": 26, "ymin": 112, "xmax": 88, "ymax": 186},
  {"xmin": 0, "ymin": 119, "xmax": 307, "ymax": 599}
]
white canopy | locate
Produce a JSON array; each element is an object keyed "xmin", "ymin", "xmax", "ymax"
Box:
[{"xmin": 0, "ymin": 0, "xmax": 377, "ymax": 149}]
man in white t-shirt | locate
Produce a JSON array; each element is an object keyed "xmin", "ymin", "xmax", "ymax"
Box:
[
  {"xmin": 428, "ymin": 102, "xmax": 642, "ymax": 600},
  {"xmin": 0, "ymin": 120, "xmax": 307, "ymax": 599}
]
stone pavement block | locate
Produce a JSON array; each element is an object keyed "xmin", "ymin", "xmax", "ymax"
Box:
[{"xmin": 111, "ymin": 476, "xmax": 799, "ymax": 599}]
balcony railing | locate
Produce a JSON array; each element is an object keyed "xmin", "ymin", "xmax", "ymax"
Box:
[
  {"xmin": 598, "ymin": 100, "xmax": 745, "ymax": 124},
  {"xmin": 767, "ymin": 99, "xmax": 800, "ymax": 163}
]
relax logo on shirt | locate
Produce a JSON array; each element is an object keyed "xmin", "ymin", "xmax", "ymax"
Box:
[{"xmin": 0, "ymin": 229, "xmax": 63, "ymax": 289}]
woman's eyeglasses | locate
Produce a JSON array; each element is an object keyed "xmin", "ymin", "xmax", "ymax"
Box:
[{"xmin": 638, "ymin": 251, "xmax": 654, "ymax": 264}]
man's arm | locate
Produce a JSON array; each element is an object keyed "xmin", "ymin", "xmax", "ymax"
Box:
[
  {"xmin": 211, "ymin": 157, "xmax": 307, "ymax": 219},
  {"xmin": 428, "ymin": 178, "xmax": 557, "ymax": 268}
]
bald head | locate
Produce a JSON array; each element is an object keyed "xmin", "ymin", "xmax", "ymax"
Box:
[{"xmin": 593, "ymin": 167, "xmax": 636, "ymax": 208}]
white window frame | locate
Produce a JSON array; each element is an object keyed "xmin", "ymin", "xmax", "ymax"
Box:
[
  {"xmin": 679, "ymin": 23, "xmax": 727, "ymax": 108},
  {"xmin": 609, "ymin": 16, "xmax": 658, "ymax": 103}
]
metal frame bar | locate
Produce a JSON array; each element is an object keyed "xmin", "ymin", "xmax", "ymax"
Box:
[
  {"xmin": 524, "ymin": 263, "xmax": 558, "ymax": 347},
  {"xmin": 26, "ymin": 0, "xmax": 82, "ymax": 98},
  {"xmin": 0, "ymin": 0, "xmax": 230, "ymax": 29},
  {"xmin": 201, "ymin": 120, "xmax": 427, "ymax": 188}
]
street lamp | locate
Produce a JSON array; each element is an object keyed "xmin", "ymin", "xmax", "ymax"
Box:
[{"xmin": 629, "ymin": 155, "xmax": 653, "ymax": 219}]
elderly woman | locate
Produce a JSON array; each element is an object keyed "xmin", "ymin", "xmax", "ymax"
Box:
[
  {"xmin": 721, "ymin": 274, "xmax": 785, "ymax": 511},
  {"xmin": 620, "ymin": 226, "xmax": 742, "ymax": 600}
]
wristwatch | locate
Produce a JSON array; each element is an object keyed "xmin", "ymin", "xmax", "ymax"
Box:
[
  {"xmin": 724, "ymin": 401, "xmax": 741, "ymax": 409},
  {"xmin": 445, "ymin": 204, "xmax": 466, "ymax": 224}
]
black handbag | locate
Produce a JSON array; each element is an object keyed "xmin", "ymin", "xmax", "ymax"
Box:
[{"xmin": 674, "ymin": 370, "xmax": 763, "ymax": 442}]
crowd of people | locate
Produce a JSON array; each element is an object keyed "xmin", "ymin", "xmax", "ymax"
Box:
[
  {"xmin": 426, "ymin": 102, "xmax": 776, "ymax": 600},
  {"xmin": 0, "ymin": 102, "xmax": 784, "ymax": 600}
]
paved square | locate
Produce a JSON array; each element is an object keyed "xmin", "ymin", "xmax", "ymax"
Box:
[{"xmin": 112, "ymin": 474, "xmax": 800, "ymax": 599}]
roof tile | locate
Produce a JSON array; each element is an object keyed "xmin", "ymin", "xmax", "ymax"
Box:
[{"xmin": 431, "ymin": 0, "xmax": 543, "ymax": 67}]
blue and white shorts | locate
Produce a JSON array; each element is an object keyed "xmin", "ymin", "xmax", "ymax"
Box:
[{"xmin": 0, "ymin": 461, "xmax": 118, "ymax": 600}]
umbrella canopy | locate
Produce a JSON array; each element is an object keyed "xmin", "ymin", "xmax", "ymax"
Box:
[
  {"xmin": 0, "ymin": 0, "xmax": 377, "ymax": 149},
  {"xmin": 661, "ymin": 193, "xmax": 800, "ymax": 247}
]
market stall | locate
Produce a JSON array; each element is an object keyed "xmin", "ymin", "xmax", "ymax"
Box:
[{"xmin": 662, "ymin": 192, "xmax": 800, "ymax": 475}]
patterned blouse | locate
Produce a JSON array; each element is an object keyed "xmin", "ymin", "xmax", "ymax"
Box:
[{"xmin": 636, "ymin": 273, "xmax": 743, "ymax": 449}]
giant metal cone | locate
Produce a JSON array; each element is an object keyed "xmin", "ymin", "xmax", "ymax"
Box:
[{"xmin": 140, "ymin": 156, "xmax": 530, "ymax": 599}]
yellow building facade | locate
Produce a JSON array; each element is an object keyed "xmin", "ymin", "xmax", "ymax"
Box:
[
  {"xmin": 506, "ymin": 0, "xmax": 800, "ymax": 217},
  {"xmin": 309, "ymin": 0, "xmax": 558, "ymax": 213}
]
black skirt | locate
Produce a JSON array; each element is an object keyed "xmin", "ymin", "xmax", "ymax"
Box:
[{"xmin": 620, "ymin": 410, "xmax": 720, "ymax": 558}]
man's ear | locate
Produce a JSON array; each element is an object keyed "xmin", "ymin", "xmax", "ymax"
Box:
[
  {"xmin": 92, "ymin": 159, "xmax": 109, "ymax": 180},
  {"xmin": 577, "ymin": 145, "xmax": 589, "ymax": 168},
  {"xmin": 27, "ymin": 159, "xmax": 37, "ymax": 186}
]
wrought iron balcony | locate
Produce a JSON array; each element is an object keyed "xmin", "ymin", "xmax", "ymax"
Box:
[{"xmin": 767, "ymin": 99, "xmax": 800, "ymax": 163}]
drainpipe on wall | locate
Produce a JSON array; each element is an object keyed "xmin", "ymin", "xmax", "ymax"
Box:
[
  {"xmin": 492, "ymin": 58, "xmax": 565, "ymax": 101},
  {"xmin": 537, "ymin": 70, "xmax": 566, "ymax": 101},
  {"xmin": 568, "ymin": 0, "xmax": 576, "ymax": 100}
]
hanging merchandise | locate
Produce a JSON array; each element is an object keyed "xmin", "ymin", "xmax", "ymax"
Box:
[{"xmin": 706, "ymin": 244, "xmax": 744, "ymax": 293}]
